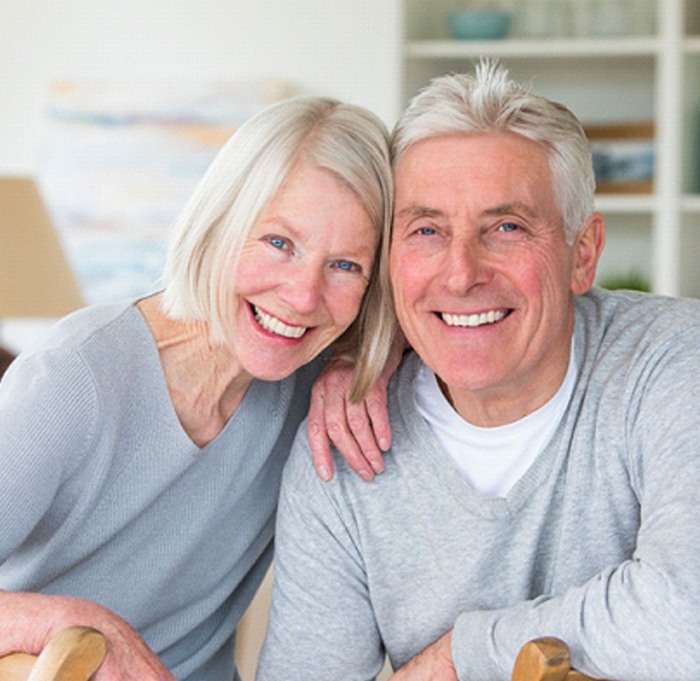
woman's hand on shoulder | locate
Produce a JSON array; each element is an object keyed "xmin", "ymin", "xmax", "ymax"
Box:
[
  {"xmin": 307, "ymin": 336, "xmax": 407, "ymax": 482},
  {"xmin": 307, "ymin": 358, "xmax": 391, "ymax": 482}
]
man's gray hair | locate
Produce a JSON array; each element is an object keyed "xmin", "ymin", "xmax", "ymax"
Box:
[{"xmin": 391, "ymin": 60, "xmax": 596, "ymax": 243}]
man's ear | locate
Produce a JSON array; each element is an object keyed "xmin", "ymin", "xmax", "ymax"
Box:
[{"xmin": 571, "ymin": 212, "xmax": 605, "ymax": 295}]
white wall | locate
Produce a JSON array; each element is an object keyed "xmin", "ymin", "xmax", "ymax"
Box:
[
  {"xmin": 0, "ymin": 0, "xmax": 402, "ymax": 351},
  {"xmin": 0, "ymin": 0, "xmax": 402, "ymax": 174}
]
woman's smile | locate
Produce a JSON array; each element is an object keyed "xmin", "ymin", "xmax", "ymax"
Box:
[{"xmin": 251, "ymin": 304, "xmax": 309, "ymax": 340}]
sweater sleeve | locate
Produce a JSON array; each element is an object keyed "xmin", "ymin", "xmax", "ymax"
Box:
[
  {"xmin": 450, "ymin": 326, "xmax": 700, "ymax": 681},
  {"xmin": 256, "ymin": 426, "xmax": 386, "ymax": 681},
  {"xmin": 0, "ymin": 348, "xmax": 99, "ymax": 559}
]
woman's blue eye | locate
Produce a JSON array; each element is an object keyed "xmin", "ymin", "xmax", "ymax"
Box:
[
  {"xmin": 332, "ymin": 260, "xmax": 362, "ymax": 274},
  {"xmin": 267, "ymin": 236, "xmax": 287, "ymax": 249}
]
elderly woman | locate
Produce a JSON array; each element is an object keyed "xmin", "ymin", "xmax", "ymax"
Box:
[{"xmin": 0, "ymin": 96, "xmax": 393, "ymax": 681}]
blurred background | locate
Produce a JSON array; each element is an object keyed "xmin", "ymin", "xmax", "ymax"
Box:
[
  {"xmin": 1, "ymin": 2, "xmax": 700, "ymax": 675},
  {"xmin": 5, "ymin": 0, "xmax": 700, "ymax": 352},
  {"xmin": 0, "ymin": 0, "xmax": 401, "ymax": 355},
  {"xmin": 3, "ymin": 0, "xmax": 700, "ymax": 357}
]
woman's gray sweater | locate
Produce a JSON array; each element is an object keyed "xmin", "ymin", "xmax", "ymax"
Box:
[{"xmin": 0, "ymin": 301, "xmax": 321, "ymax": 680}]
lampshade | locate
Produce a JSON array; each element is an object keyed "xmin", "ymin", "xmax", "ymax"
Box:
[{"xmin": 0, "ymin": 177, "xmax": 84, "ymax": 317}]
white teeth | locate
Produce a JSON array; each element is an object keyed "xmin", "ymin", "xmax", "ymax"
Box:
[
  {"xmin": 441, "ymin": 309, "xmax": 507, "ymax": 328},
  {"xmin": 254, "ymin": 307, "xmax": 306, "ymax": 339}
]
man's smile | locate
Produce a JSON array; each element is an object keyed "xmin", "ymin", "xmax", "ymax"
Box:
[{"xmin": 439, "ymin": 309, "xmax": 510, "ymax": 328}]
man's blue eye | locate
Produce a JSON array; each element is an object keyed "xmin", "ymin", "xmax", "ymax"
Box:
[
  {"xmin": 499, "ymin": 222, "xmax": 519, "ymax": 232},
  {"xmin": 417, "ymin": 227, "xmax": 436, "ymax": 235}
]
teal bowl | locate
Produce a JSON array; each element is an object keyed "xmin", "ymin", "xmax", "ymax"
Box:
[{"xmin": 447, "ymin": 10, "xmax": 512, "ymax": 40}]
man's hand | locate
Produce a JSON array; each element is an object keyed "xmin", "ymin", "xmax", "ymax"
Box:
[
  {"xmin": 308, "ymin": 359, "xmax": 392, "ymax": 482},
  {"xmin": 389, "ymin": 631, "xmax": 458, "ymax": 681},
  {"xmin": 3, "ymin": 591, "xmax": 176, "ymax": 681}
]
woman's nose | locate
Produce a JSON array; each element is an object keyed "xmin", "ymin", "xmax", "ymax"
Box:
[{"xmin": 277, "ymin": 264, "xmax": 324, "ymax": 314}]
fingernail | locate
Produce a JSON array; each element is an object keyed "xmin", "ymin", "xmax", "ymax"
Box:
[
  {"xmin": 379, "ymin": 438, "xmax": 390, "ymax": 451},
  {"xmin": 318, "ymin": 465, "xmax": 332, "ymax": 482},
  {"xmin": 360, "ymin": 468, "xmax": 374, "ymax": 481},
  {"xmin": 371, "ymin": 459, "xmax": 384, "ymax": 474}
]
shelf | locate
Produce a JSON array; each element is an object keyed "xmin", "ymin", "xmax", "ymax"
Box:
[
  {"xmin": 404, "ymin": 37, "xmax": 660, "ymax": 60},
  {"xmin": 594, "ymin": 195, "xmax": 657, "ymax": 214},
  {"xmin": 684, "ymin": 37, "xmax": 700, "ymax": 52},
  {"xmin": 401, "ymin": 0, "xmax": 698, "ymax": 297},
  {"xmin": 592, "ymin": 195, "xmax": 700, "ymax": 218},
  {"xmin": 681, "ymin": 195, "xmax": 700, "ymax": 212}
]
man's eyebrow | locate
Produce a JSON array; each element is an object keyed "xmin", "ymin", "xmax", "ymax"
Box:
[
  {"xmin": 395, "ymin": 204, "xmax": 443, "ymax": 219},
  {"xmin": 483, "ymin": 202, "xmax": 538, "ymax": 218},
  {"xmin": 397, "ymin": 202, "xmax": 539, "ymax": 220}
]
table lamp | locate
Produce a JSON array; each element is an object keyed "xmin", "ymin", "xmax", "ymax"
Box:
[{"xmin": 0, "ymin": 177, "xmax": 84, "ymax": 359}]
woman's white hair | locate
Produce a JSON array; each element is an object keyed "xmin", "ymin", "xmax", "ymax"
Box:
[
  {"xmin": 392, "ymin": 60, "xmax": 596, "ymax": 243},
  {"xmin": 161, "ymin": 95, "xmax": 394, "ymax": 398}
]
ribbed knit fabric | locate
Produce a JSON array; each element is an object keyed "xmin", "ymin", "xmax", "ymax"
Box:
[
  {"xmin": 258, "ymin": 288, "xmax": 700, "ymax": 681},
  {"xmin": 0, "ymin": 300, "xmax": 322, "ymax": 681}
]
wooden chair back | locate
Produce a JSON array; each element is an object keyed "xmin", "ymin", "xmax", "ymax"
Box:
[
  {"xmin": 512, "ymin": 637, "xmax": 612, "ymax": 681},
  {"xmin": 0, "ymin": 627, "xmax": 106, "ymax": 681}
]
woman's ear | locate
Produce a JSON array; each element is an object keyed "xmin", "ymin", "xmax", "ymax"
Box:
[{"xmin": 570, "ymin": 212, "xmax": 605, "ymax": 295}]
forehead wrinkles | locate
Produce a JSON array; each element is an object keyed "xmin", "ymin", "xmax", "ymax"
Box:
[{"xmin": 393, "ymin": 134, "xmax": 560, "ymax": 234}]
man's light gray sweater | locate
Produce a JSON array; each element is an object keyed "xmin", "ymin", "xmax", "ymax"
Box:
[{"xmin": 258, "ymin": 288, "xmax": 700, "ymax": 681}]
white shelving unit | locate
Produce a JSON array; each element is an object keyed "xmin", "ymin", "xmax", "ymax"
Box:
[{"xmin": 400, "ymin": 0, "xmax": 700, "ymax": 297}]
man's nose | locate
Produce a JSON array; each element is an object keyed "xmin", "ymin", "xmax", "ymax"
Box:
[
  {"xmin": 277, "ymin": 264, "xmax": 324, "ymax": 314},
  {"xmin": 443, "ymin": 239, "xmax": 493, "ymax": 294}
]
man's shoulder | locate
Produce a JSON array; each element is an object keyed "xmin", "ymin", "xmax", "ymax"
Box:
[
  {"xmin": 280, "ymin": 421, "xmax": 360, "ymax": 506},
  {"xmin": 579, "ymin": 288, "xmax": 700, "ymax": 346},
  {"xmin": 282, "ymin": 414, "xmax": 416, "ymax": 511},
  {"xmin": 582, "ymin": 287, "xmax": 700, "ymax": 320},
  {"xmin": 279, "ymin": 352, "xmax": 428, "ymax": 508},
  {"xmin": 282, "ymin": 422, "xmax": 321, "ymax": 487}
]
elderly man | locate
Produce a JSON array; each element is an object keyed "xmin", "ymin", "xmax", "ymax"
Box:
[{"xmin": 256, "ymin": 62, "xmax": 700, "ymax": 681}]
